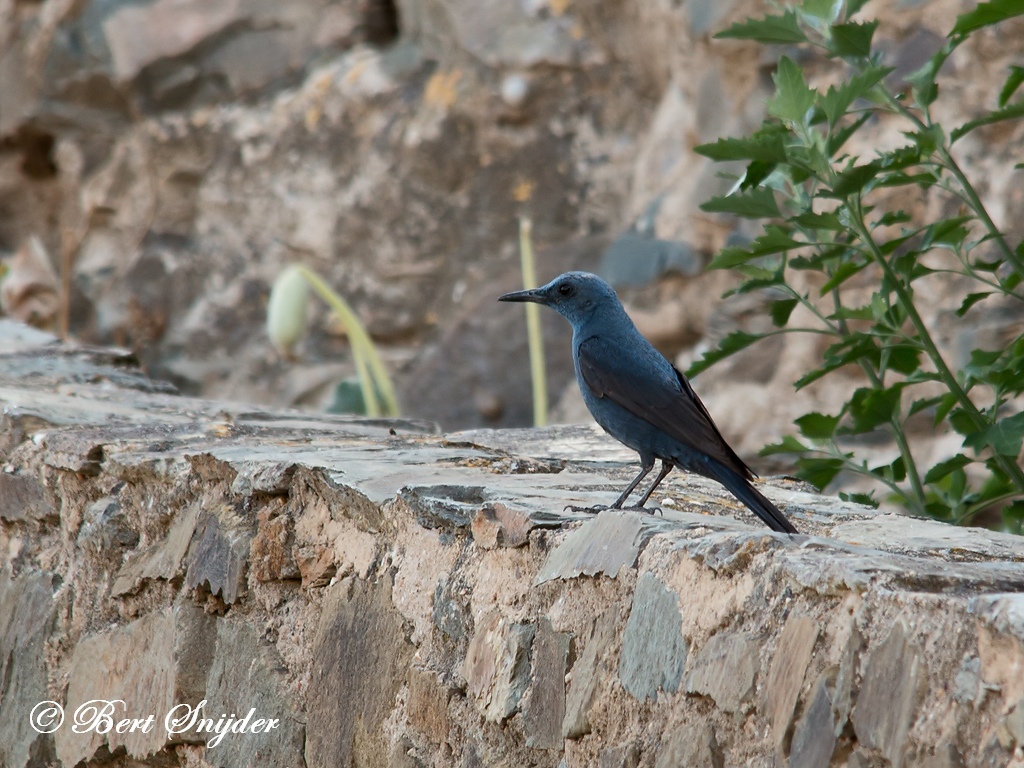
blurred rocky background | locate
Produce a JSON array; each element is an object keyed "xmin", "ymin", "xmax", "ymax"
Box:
[{"xmin": 1, "ymin": 0, "xmax": 1023, "ymax": 472}]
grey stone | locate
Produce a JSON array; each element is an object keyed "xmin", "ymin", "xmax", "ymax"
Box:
[
  {"xmin": 524, "ymin": 617, "xmax": 571, "ymax": 749},
  {"xmin": 201, "ymin": 618, "xmax": 305, "ymax": 767},
  {"xmin": 0, "ymin": 569, "xmax": 59, "ymax": 768},
  {"xmin": 764, "ymin": 614, "xmax": 819, "ymax": 746},
  {"xmin": 953, "ymin": 655, "xmax": 982, "ymax": 705},
  {"xmin": 230, "ymin": 461, "xmax": 297, "ymax": 495},
  {"xmin": 56, "ymin": 603, "xmax": 216, "ymax": 765},
  {"xmin": 619, "ymin": 572, "xmax": 688, "ymax": 702},
  {"xmin": 112, "ymin": 501, "xmax": 201, "ymax": 596},
  {"xmin": 536, "ymin": 509, "xmax": 653, "ymax": 584},
  {"xmin": 684, "ymin": 631, "xmax": 761, "ymax": 713},
  {"xmin": 655, "ymin": 723, "xmax": 723, "ymax": 768},
  {"xmin": 77, "ymin": 495, "xmax": 139, "ymax": 553},
  {"xmin": 913, "ymin": 743, "xmax": 966, "ymax": 768},
  {"xmin": 564, "ymin": 608, "xmax": 618, "ymax": 738},
  {"xmin": 852, "ymin": 620, "xmax": 926, "ymax": 768},
  {"xmin": 422, "ymin": 0, "xmax": 578, "ymax": 67},
  {"xmin": 464, "ymin": 611, "xmax": 535, "ymax": 722},
  {"xmin": 433, "ymin": 574, "xmax": 473, "ymax": 647},
  {"xmin": 185, "ymin": 504, "xmax": 252, "ymax": 604},
  {"xmin": 306, "ymin": 573, "xmax": 416, "ymax": 767},
  {"xmin": 600, "ymin": 742, "xmax": 641, "ymax": 768},
  {"xmin": 601, "ymin": 233, "xmax": 701, "ymax": 288},
  {"xmin": 833, "ymin": 622, "xmax": 863, "ymax": 734},
  {"xmin": 0, "ymin": 472, "xmax": 54, "ymax": 521},
  {"xmin": 790, "ymin": 673, "xmax": 837, "ymax": 768},
  {"xmin": 400, "ymin": 484, "xmax": 486, "ymax": 530},
  {"xmin": 1007, "ymin": 700, "xmax": 1024, "ymax": 744}
]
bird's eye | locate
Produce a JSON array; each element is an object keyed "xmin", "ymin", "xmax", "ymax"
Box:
[{"xmin": 557, "ymin": 283, "xmax": 574, "ymax": 296}]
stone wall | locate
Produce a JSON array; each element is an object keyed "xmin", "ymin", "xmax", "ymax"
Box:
[{"xmin": 4, "ymin": 324, "xmax": 1024, "ymax": 768}]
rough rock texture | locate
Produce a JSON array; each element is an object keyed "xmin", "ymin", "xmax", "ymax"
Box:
[
  {"xmin": 2, "ymin": 0, "xmax": 1022, "ymax": 480},
  {"xmin": 5, "ymin": 327, "xmax": 1024, "ymax": 768}
]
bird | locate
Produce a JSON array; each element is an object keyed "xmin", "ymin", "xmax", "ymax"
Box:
[{"xmin": 499, "ymin": 271, "xmax": 798, "ymax": 534}]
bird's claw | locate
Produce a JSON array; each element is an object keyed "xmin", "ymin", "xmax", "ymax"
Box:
[
  {"xmin": 563, "ymin": 503, "xmax": 664, "ymax": 517},
  {"xmin": 624, "ymin": 504, "xmax": 664, "ymax": 516},
  {"xmin": 563, "ymin": 504, "xmax": 610, "ymax": 514}
]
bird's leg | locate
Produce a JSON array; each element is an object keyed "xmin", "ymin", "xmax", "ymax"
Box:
[
  {"xmin": 634, "ymin": 460, "xmax": 674, "ymax": 513},
  {"xmin": 610, "ymin": 460, "xmax": 655, "ymax": 509}
]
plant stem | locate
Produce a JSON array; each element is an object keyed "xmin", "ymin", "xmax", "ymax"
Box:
[
  {"xmin": 879, "ymin": 90, "xmax": 1024, "ymax": 283},
  {"xmin": 847, "ymin": 199, "xmax": 1024, "ymax": 492},
  {"xmin": 518, "ymin": 217, "xmax": 548, "ymax": 427},
  {"xmin": 296, "ymin": 265, "xmax": 400, "ymax": 417}
]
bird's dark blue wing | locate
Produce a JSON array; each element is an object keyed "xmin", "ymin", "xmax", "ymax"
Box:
[{"xmin": 577, "ymin": 335, "xmax": 754, "ymax": 480}]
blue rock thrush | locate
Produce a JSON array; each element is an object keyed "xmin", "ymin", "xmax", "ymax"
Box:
[{"xmin": 499, "ymin": 271, "xmax": 797, "ymax": 534}]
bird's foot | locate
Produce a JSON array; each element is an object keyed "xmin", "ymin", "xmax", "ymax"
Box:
[
  {"xmin": 563, "ymin": 504, "xmax": 610, "ymax": 514},
  {"xmin": 563, "ymin": 503, "xmax": 664, "ymax": 517},
  {"xmin": 623, "ymin": 503, "xmax": 663, "ymax": 516}
]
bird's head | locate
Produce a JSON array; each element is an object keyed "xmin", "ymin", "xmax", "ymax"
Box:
[{"xmin": 498, "ymin": 271, "xmax": 620, "ymax": 326}]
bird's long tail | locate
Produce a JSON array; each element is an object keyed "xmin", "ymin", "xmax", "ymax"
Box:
[{"xmin": 707, "ymin": 462, "xmax": 798, "ymax": 534}]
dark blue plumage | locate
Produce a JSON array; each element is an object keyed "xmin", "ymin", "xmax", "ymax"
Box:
[{"xmin": 499, "ymin": 271, "xmax": 797, "ymax": 534}]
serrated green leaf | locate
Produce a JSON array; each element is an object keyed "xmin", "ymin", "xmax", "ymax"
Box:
[
  {"xmin": 905, "ymin": 39, "xmax": 958, "ymax": 107},
  {"xmin": 694, "ymin": 131, "xmax": 789, "ymax": 163},
  {"xmin": 769, "ymin": 56, "xmax": 817, "ymax": 124},
  {"xmin": 829, "ymin": 304, "xmax": 875, "ymax": 321},
  {"xmin": 792, "ymin": 210, "xmax": 843, "ymax": 230},
  {"xmin": 908, "ymin": 395, "xmax": 946, "ymax": 417},
  {"xmin": 999, "ymin": 66, "xmax": 1024, "ymax": 108},
  {"xmin": 951, "ymin": 102, "xmax": 1024, "ymax": 143},
  {"xmin": 957, "ymin": 292, "xmax": 992, "ymax": 317},
  {"xmin": 820, "ymin": 260, "xmax": 867, "ymax": 293},
  {"xmin": 951, "ymin": 0, "xmax": 1024, "ymax": 36},
  {"xmin": 846, "ymin": 385, "xmax": 902, "ymax": 433},
  {"xmin": 716, "ymin": 11, "xmax": 807, "ymax": 43},
  {"xmin": 827, "ymin": 160, "xmax": 883, "ymax": 197},
  {"xmin": 923, "ymin": 454, "xmax": 974, "ymax": 484},
  {"xmin": 949, "ymin": 408, "xmax": 978, "ymax": 435},
  {"xmin": 795, "ymin": 457, "xmax": 845, "ymax": 489},
  {"xmin": 709, "ymin": 248, "xmax": 758, "ymax": 270},
  {"xmin": 963, "ymin": 412, "xmax": 1024, "ymax": 457},
  {"xmin": 883, "ymin": 345, "xmax": 922, "ymax": 375},
  {"xmin": 827, "ymin": 112, "xmax": 873, "ymax": 155},
  {"xmin": 933, "ymin": 392, "xmax": 958, "ymax": 426},
  {"xmin": 819, "ymin": 64, "xmax": 892, "ymax": 123},
  {"xmin": 829, "ymin": 20, "xmax": 878, "ymax": 58},
  {"xmin": 685, "ymin": 330, "xmax": 765, "ymax": 377},
  {"xmin": 770, "ymin": 298, "xmax": 799, "ymax": 327},
  {"xmin": 795, "ymin": 412, "xmax": 840, "ymax": 439},
  {"xmin": 740, "ymin": 160, "xmax": 778, "ymax": 191},
  {"xmin": 921, "ymin": 215, "xmax": 973, "ymax": 249},
  {"xmin": 700, "ymin": 187, "xmax": 781, "ymax": 218},
  {"xmin": 796, "ymin": 335, "xmax": 880, "ymax": 388},
  {"xmin": 760, "ymin": 435, "xmax": 811, "ymax": 455},
  {"xmin": 876, "ymin": 210, "xmax": 912, "ymax": 227},
  {"xmin": 903, "ymin": 124, "xmax": 945, "ymax": 154}
]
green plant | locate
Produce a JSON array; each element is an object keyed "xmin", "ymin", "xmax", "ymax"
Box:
[
  {"xmin": 688, "ymin": 0, "xmax": 1024, "ymax": 529},
  {"xmin": 267, "ymin": 264, "xmax": 400, "ymax": 417}
]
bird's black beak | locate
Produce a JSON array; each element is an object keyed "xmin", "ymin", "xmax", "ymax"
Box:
[{"xmin": 498, "ymin": 287, "xmax": 549, "ymax": 305}]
